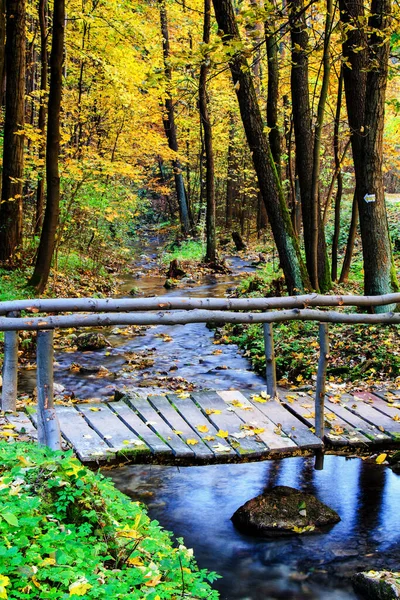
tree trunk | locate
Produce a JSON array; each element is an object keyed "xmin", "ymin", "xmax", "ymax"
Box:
[
  {"xmin": 265, "ymin": 10, "xmax": 280, "ymax": 176},
  {"xmin": 29, "ymin": 0, "xmax": 65, "ymax": 292},
  {"xmin": 35, "ymin": 0, "xmax": 48, "ymax": 235},
  {"xmin": 212, "ymin": 0, "xmax": 308, "ymax": 294},
  {"xmin": 309, "ymin": 0, "xmax": 332, "ymax": 292},
  {"xmin": 199, "ymin": 0, "xmax": 216, "ymax": 263},
  {"xmin": 0, "ymin": 0, "xmax": 26, "ymax": 263},
  {"xmin": 225, "ymin": 113, "xmax": 236, "ymax": 229},
  {"xmin": 289, "ymin": 0, "xmax": 330, "ymax": 292},
  {"xmin": 159, "ymin": 0, "xmax": 191, "ymax": 236},
  {"xmin": 0, "ymin": 0, "xmax": 6, "ymax": 106},
  {"xmin": 331, "ymin": 68, "xmax": 343, "ymax": 282},
  {"xmin": 340, "ymin": 0, "xmax": 398, "ymax": 300}
]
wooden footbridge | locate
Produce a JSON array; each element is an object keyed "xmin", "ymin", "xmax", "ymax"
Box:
[
  {"xmin": 1, "ymin": 293, "xmax": 399, "ymax": 466},
  {"xmin": 6, "ymin": 387, "xmax": 400, "ymax": 465}
]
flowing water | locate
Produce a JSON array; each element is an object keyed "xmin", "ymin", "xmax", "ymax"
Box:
[
  {"xmin": 21, "ymin": 235, "xmax": 267, "ymax": 397},
  {"xmin": 107, "ymin": 456, "xmax": 400, "ymax": 600},
  {"xmin": 20, "ymin": 233, "xmax": 400, "ymax": 598}
]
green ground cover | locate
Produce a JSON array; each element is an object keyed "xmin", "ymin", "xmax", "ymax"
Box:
[{"xmin": 0, "ymin": 441, "xmax": 219, "ymax": 599}]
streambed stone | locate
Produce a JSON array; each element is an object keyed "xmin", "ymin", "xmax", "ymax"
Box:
[
  {"xmin": 231, "ymin": 486, "xmax": 340, "ymax": 536},
  {"xmin": 76, "ymin": 332, "xmax": 111, "ymax": 351},
  {"xmin": 352, "ymin": 571, "xmax": 400, "ymax": 600}
]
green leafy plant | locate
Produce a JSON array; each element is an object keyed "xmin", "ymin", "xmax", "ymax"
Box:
[{"xmin": 0, "ymin": 441, "xmax": 220, "ymax": 599}]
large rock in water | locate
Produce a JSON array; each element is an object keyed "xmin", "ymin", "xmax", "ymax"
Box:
[
  {"xmin": 76, "ymin": 332, "xmax": 111, "ymax": 351},
  {"xmin": 231, "ymin": 486, "xmax": 340, "ymax": 536},
  {"xmin": 353, "ymin": 572, "xmax": 400, "ymax": 600}
]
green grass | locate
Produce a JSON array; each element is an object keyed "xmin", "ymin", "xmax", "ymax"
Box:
[
  {"xmin": 0, "ymin": 268, "xmax": 33, "ymax": 303},
  {"xmin": 0, "ymin": 441, "xmax": 220, "ymax": 599},
  {"xmin": 56, "ymin": 251, "xmax": 108, "ymax": 278},
  {"xmin": 162, "ymin": 239, "xmax": 206, "ymax": 264}
]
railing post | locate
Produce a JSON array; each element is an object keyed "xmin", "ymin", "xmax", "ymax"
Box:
[
  {"xmin": 36, "ymin": 330, "xmax": 62, "ymax": 450},
  {"xmin": 263, "ymin": 322, "xmax": 277, "ymax": 398},
  {"xmin": 1, "ymin": 311, "xmax": 19, "ymax": 412},
  {"xmin": 315, "ymin": 323, "xmax": 329, "ymax": 440}
]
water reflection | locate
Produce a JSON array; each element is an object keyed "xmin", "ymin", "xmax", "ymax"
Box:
[{"xmin": 107, "ymin": 456, "xmax": 400, "ymax": 600}]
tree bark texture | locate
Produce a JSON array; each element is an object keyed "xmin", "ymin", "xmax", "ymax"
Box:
[
  {"xmin": 289, "ymin": 0, "xmax": 330, "ymax": 292},
  {"xmin": 0, "ymin": 0, "xmax": 6, "ymax": 106},
  {"xmin": 212, "ymin": 0, "xmax": 308, "ymax": 294},
  {"xmin": 35, "ymin": 0, "xmax": 48, "ymax": 235},
  {"xmin": 0, "ymin": 0, "xmax": 26, "ymax": 262},
  {"xmin": 265, "ymin": 12, "xmax": 281, "ymax": 176},
  {"xmin": 340, "ymin": 0, "xmax": 398, "ymax": 298},
  {"xmin": 159, "ymin": 0, "xmax": 191, "ymax": 235},
  {"xmin": 199, "ymin": 0, "xmax": 216, "ymax": 263},
  {"xmin": 29, "ymin": 0, "xmax": 65, "ymax": 292},
  {"xmin": 331, "ymin": 68, "xmax": 343, "ymax": 282}
]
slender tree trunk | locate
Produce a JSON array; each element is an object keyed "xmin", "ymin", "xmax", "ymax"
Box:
[
  {"xmin": 340, "ymin": 0, "xmax": 398, "ymax": 299},
  {"xmin": 199, "ymin": 0, "xmax": 216, "ymax": 263},
  {"xmin": 225, "ymin": 113, "xmax": 236, "ymax": 229},
  {"xmin": 309, "ymin": 0, "xmax": 332, "ymax": 292},
  {"xmin": 35, "ymin": 0, "xmax": 48, "ymax": 235},
  {"xmin": 289, "ymin": 0, "xmax": 330, "ymax": 292},
  {"xmin": 331, "ymin": 68, "xmax": 343, "ymax": 281},
  {"xmin": 339, "ymin": 191, "xmax": 358, "ymax": 283},
  {"xmin": 29, "ymin": 0, "xmax": 65, "ymax": 292},
  {"xmin": 212, "ymin": 0, "xmax": 308, "ymax": 293},
  {"xmin": 159, "ymin": 0, "xmax": 191, "ymax": 235},
  {"xmin": 0, "ymin": 0, "xmax": 26, "ymax": 263},
  {"xmin": 0, "ymin": 0, "xmax": 6, "ymax": 106},
  {"xmin": 265, "ymin": 10, "xmax": 280, "ymax": 176}
]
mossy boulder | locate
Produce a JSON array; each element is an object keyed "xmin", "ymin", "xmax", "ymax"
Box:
[
  {"xmin": 231, "ymin": 486, "xmax": 340, "ymax": 536},
  {"xmin": 353, "ymin": 571, "xmax": 400, "ymax": 599},
  {"xmin": 76, "ymin": 332, "xmax": 111, "ymax": 351}
]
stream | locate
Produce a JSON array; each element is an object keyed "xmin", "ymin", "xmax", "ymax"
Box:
[{"xmin": 21, "ymin": 233, "xmax": 400, "ymax": 599}]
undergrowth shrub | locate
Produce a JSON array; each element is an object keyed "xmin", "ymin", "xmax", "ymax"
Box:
[
  {"xmin": 227, "ymin": 322, "xmax": 400, "ymax": 384},
  {"xmin": 0, "ymin": 441, "xmax": 220, "ymax": 599}
]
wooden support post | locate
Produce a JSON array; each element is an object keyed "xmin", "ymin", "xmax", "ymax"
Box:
[
  {"xmin": 1, "ymin": 312, "xmax": 19, "ymax": 411},
  {"xmin": 263, "ymin": 322, "xmax": 277, "ymax": 397},
  {"xmin": 314, "ymin": 449, "xmax": 325, "ymax": 471},
  {"xmin": 36, "ymin": 330, "xmax": 62, "ymax": 450},
  {"xmin": 315, "ymin": 323, "xmax": 329, "ymax": 440}
]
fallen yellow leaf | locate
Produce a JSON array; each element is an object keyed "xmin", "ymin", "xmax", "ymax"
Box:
[
  {"xmin": 186, "ymin": 439, "xmax": 199, "ymax": 445},
  {"xmin": 205, "ymin": 408, "xmax": 221, "ymax": 415},
  {"xmin": 127, "ymin": 556, "xmax": 144, "ymax": 566},
  {"xmin": 196, "ymin": 425, "xmax": 209, "ymax": 433},
  {"xmin": 217, "ymin": 430, "xmax": 229, "ymax": 439},
  {"xmin": 69, "ymin": 579, "xmax": 92, "ymax": 596},
  {"xmin": 376, "ymin": 453, "xmax": 387, "ymax": 464},
  {"xmin": 145, "ymin": 574, "xmax": 162, "ymax": 587}
]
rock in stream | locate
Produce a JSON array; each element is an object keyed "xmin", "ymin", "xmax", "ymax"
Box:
[{"xmin": 231, "ymin": 485, "xmax": 340, "ymax": 536}]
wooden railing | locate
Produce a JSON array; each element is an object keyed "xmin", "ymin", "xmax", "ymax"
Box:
[{"xmin": 1, "ymin": 293, "xmax": 399, "ymax": 450}]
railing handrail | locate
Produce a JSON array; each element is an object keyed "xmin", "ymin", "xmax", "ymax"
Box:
[
  {"xmin": 0, "ymin": 307, "xmax": 399, "ymax": 331},
  {"xmin": 0, "ymin": 292, "xmax": 399, "ymax": 316},
  {"xmin": 0, "ymin": 294, "xmax": 398, "ymax": 453}
]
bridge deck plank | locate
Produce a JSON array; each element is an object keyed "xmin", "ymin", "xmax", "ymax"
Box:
[
  {"xmin": 167, "ymin": 393, "xmax": 235, "ymax": 457},
  {"xmin": 324, "ymin": 394, "xmax": 391, "ymax": 445},
  {"xmin": 191, "ymin": 390, "xmax": 268, "ymax": 457},
  {"xmin": 148, "ymin": 395, "xmax": 214, "ymax": 460},
  {"xmin": 278, "ymin": 390, "xmax": 371, "ymax": 446},
  {"xmin": 241, "ymin": 390, "xmax": 323, "ymax": 449},
  {"xmin": 11, "ymin": 387, "xmax": 400, "ymax": 464}
]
